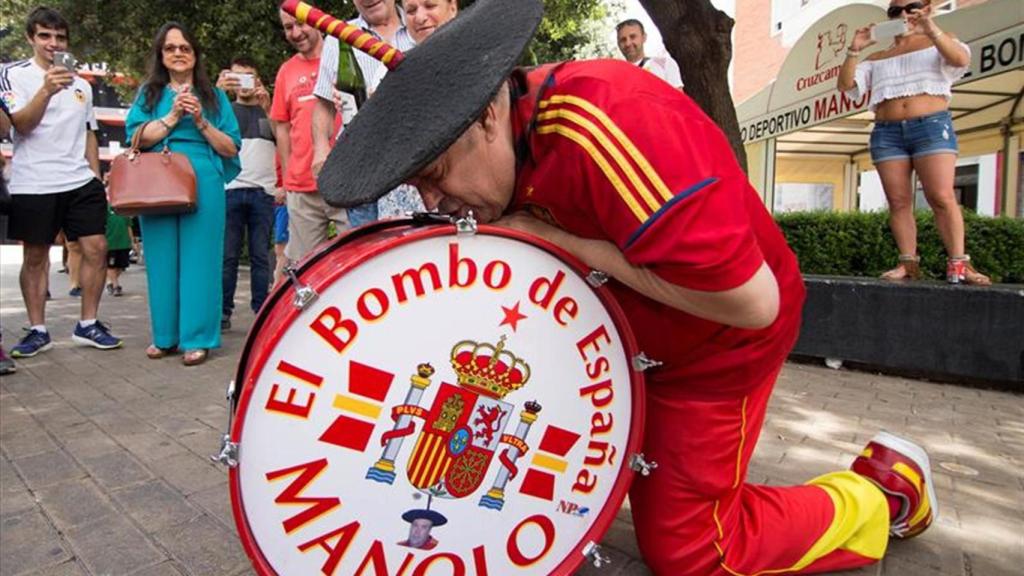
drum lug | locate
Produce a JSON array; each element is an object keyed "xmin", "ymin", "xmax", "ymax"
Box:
[
  {"xmin": 284, "ymin": 266, "xmax": 319, "ymax": 310},
  {"xmin": 211, "ymin": 435, "xmax": 239, "ymax": 468},
  {"xmin": 629, "ymin": 452, "xmax": 659, "ymax": 476},
  {"xmin": 586, "ymin": 270, "xmax": 609, "ymax": 287},
  {"xmin": 631, "ymin": 352, "xmax": 663, "ymax": 372},
  {"xmin": 210, "ymin": 379, "xmax": 239, "ymax": 468},
  {"xmin": 455, "ymin": 211, "xmax": 478, "ymax": 236},
  {"xmin": 583, "ymin": 541, "xmax": 612, "ymax": 568}
]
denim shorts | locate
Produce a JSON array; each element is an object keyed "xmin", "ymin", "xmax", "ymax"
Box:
[{"xmin": 870, "ymin": 110, "xmax": 958, "ymax": 164}]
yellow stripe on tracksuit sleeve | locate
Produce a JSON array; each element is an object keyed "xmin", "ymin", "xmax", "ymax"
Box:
[
  {"xmin": 541, "ymin": 95, "xmax": 674, "ymax": 202},
  {"xmin": 537, "ymin": 108, "xmax": 662, "ymax": 213},
  {"xmin": 536, "ymin": 122, "xmax": 649, "ymax": 223},
  {"xmin": 798, "ymin": 471, "xmax": 890, "ymax": 569}
]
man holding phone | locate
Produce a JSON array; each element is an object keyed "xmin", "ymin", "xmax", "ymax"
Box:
[
  {"xmin": 216, "ymin": 57, "xmax": 277, "ymax": 331},
  {"xmin": 0, "ymin": 6, "xmax": 122, "ymax": 358}
]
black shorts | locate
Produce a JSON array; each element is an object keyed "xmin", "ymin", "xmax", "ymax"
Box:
[
  {"xmin": 9, "ymin": 178, "xmax": 107, "ymax": 245},
  {"xmin": 107, "ymin": 248, "xmax": 130, "ymax": 270}
]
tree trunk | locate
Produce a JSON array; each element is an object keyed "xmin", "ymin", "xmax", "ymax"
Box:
[{"xmin": 639, "ymin": 0, "xmax": 747, "ymax": 172}]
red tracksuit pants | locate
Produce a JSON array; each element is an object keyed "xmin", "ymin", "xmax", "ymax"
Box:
[{"xmin": 629, "ymin": 367, "xmax": 891, "ymax": 575}]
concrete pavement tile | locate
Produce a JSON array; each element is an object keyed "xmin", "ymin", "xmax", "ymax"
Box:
[
  {"xmin": 12, "ymin": 449, "xmax": 85, "ymax": 489},
  {"xmin": 22, "ymin": 560, "xmax": 87, "ymax": 575},
  {"xmin": 0, "ymin": 482, "xmax": 37, "ymax": 519},
  {"xmin": 33, "ymin": 405, "xmax": 90, "ymax": 437},
  {"xmin": 148, "ymin": 452, "xmax": 227, "ymax": 496},
  {"xmin": 186, "ymin": 482, "xmax": 235, "ymax": 530},
  {"xmin": 0, "ymin": 510, "xmax": 73, "ymax": 575},
  {"xmin": 35, "ymin": 478, "xmax": 117, "ymax": 530},
  {"xmin": 64, "ymin": 514, "xmax": 166, "ymax": 576},
  {"xmin": 176, "ymin": 427, "xmax": 223, "ymax": 460},
  {"xmin": 78, "ymin": 449, "xmax": 155, "ymax": 491},
  {"xmin": 112, "ymin": 479, "xmax": 202, "ymax": 534},
  {"xmin": 122, "ymin": 398, "xmax": 187, "ymax": 422},
  {"xmin": 153, "ymin": 514, "xmax": 250, "ymax": 576},
  {"xmin": 599, "ymin": 517, "xmax": 643, "ymax": 560},
  {"xmin": 55, "ymin": 422, "xmax": 122, "ymax": 459},
  {"xmin": 53, "ymin": 385, "xmax": 120, "ymax": 417},
  {"xmin": 150, "ymin": 413, "xmax": 217, "ymax": 439},
  {"xmin": 91, "ymin": 410, "xmax": 154, "ymax": 436},
  {"xmin": 128, "ymin": 561, "xmax": 187, "ymax": 576},
  {"xmin": 118, "ymin": 431, "xmax": 189, "ymax": 464},
  {"xmin": 0, "ymin": 423, "xmax": 59, "ymax": 459}
]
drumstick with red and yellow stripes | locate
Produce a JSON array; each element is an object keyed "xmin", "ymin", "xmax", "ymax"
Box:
[{"xmin": 280, "ymin": 0, "xmax": 405, "ymax": 70}]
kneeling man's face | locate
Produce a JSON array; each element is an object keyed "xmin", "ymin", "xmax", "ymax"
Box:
[
  {"xmin": 408, "ymin": 87, "xmax": 517, "ymax": 224},
  {"xmin": 408, "ymin": 518, "xmax": 433, "ymax": 548}
]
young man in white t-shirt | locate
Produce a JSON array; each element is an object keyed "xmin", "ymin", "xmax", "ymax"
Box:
[
  {"xmin": 616, "ymin": 18, "xmax": 684, "ymax": 90},
  {"xmin": 0, "ymin": 7, "xmax": 122, "ymax": 357}
]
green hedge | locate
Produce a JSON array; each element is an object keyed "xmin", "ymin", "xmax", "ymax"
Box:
[{"xmin": 774, "ymin": 211, "xmax": 1024, "ymax": 284}]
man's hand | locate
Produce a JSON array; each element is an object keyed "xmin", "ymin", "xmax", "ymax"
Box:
[
  {"xmin": 274, "ymin": 187, "xmax": 287, "ymax": 204},
  {"xmin": 42, "ymin": 66, "xmax": 74, "ymax": 96},
  {"xmin": 254, "ymin": 82, "xmax": 272, "ymax": 112},
  {"xmin": 216, "ymin": 69, "xmax": 240, "ymax": 92}
]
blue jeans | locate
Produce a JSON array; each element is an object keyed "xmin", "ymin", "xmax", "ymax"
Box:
[
  {"xmin": 347, "ymin": 202, "xmax": 379, "ymax": 227},
  {"xmin": 223, "ymin": 188, "xmax": 275, "ymax": 317}
]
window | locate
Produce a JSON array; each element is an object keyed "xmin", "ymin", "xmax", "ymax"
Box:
[{"xmin": 775, "ymin": 182, "xmax": 835, "ymax": 212}]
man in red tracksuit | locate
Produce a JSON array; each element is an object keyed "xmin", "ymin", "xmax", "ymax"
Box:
[
  {"xmin": 408, "ymin": 60, "xmax": 937, "ymax": 575},
  {"xmin": 296, "ymin": 0, "xmax": 938, "ymax": 572}
]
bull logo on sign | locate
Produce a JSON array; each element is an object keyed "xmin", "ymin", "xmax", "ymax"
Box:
[{"xmin": 816, "ymin": 23, "xmax": 848, "ymax": 70}]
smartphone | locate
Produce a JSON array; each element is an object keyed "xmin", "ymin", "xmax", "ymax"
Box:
[
  {"xmin": 871, "ymin": 19, "xmax": 908, "ymax": 41},
  {"xmin": 227, "ymin": 72, "xmax": 255, "ymax": 89},
  {"xmin": 53, "ymin": 51, "xmax": 77, "ymax": 71}
]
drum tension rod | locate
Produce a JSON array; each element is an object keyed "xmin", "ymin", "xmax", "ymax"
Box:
[
  {"xmin": 586, "ymin": 270, "xmax": 609, "ymax": 287},
  {"xmin": 455, "ymin": 211, "xmax": 478, "ymax": 236},
  {"xmin": 583, "ymin": 541, "xmax": 612, "ymax": 568},
  {"xmin": 284, "ymin": 266, "xmax": 319, "ymax": 310},
  {"xmin": 629, "ymin": 453, "xmax": 659, "ymax": 476},
  {"xmin": 210, "ymin": 379, "xmax": 240, "ymax": 468},
  {"xmin": 632, "ymin": 352, "xmax": 663, "ymax": 372}
]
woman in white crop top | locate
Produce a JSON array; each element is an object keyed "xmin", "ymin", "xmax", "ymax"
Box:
[{"xmin": 837, "ymin": 0, "xmax": 990, "ymax": 285}]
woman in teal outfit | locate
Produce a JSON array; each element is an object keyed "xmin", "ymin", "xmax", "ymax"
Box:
[{"xmin": 126, "ymin": 22, "xmax": 240, "ymax": 366}]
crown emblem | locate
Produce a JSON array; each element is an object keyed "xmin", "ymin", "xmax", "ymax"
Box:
[{"xmin": 450, "ymin": 336, "xmax": 530, "ymax": 399}]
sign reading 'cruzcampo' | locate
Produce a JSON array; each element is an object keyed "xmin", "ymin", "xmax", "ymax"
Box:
[{"xmin": 739, "ymin": 0, "xmax": 1024, "ymax": 144}]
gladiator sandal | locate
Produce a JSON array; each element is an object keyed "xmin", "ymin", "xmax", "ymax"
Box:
[
  {"xmin": 880, "ymin": 254, "xmax": 922, "ymax": 281},
  {"xmin": 947, "ymin": 255, "xmax": 991, "ymax": 286}
]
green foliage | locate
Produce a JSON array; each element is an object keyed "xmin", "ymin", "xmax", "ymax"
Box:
[
  {"xmin": 1, "ymin": 0, "xmax": 618, "ymax": 97},
  {"xmin": 775, "ymin": 210, "xmax": 1024, "ymax": 284}
]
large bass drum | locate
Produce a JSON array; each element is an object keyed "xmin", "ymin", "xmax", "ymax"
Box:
[{"xmin": 226, "ymin": 218, "xmax": 645, "ymax": 575}]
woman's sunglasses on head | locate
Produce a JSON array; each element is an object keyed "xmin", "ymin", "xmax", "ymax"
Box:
[{"xmin": 888, "ymin": 2, "xmax": 925, "ymax": 19}]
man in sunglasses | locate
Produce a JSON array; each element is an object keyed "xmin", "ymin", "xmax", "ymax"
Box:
[{"xmin": 838, "ymin": 1, "xmax": 989, "ymax": 285}]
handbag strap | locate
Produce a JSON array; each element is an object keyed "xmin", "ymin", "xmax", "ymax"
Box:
[{"xmin": 129, "ymin": 120, "xmax": 170, "ymax": 154}]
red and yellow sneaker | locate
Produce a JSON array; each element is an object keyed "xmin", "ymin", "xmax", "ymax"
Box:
[{"xmin": 851, "ymin": 431, "xmax": 938, "ymax": 539}]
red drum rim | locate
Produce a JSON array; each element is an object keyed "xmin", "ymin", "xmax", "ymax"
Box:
[{"xmin": 228, "ymin": 221, "xmax": 646, "ymax": 575}]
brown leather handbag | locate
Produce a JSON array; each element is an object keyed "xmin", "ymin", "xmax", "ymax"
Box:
[{"xmin": 108, "ymin": 120, "xmax": 197, "ymax": 216}]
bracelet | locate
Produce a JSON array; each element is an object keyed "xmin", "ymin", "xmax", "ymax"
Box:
[
  {"xmin": 196, "ymin": 119, "xmax": 210, "ymax": 131},
  {"xmin": 157, "ymin": 118, "xmax": 172, "ymax": 131},
  {"xmin": 846, "ymin": 48, "xmax": 861, "ymax": 59},
  {"xmin": 929, "ymin": 31, "xmax": 945, "ymax": 41}
]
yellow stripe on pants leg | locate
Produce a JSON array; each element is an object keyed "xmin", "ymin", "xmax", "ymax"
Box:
[{"xmin": 793, "ymin": 470, "xmax": 890, "ymax": 570}]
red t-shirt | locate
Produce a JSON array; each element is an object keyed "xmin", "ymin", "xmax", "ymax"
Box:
[
  {"xmin": 509, "ymin": 61, "xmax": 806, "ymax": 399},
  {"xmin": 270, "ymin": 53, "xmax": 341, "ymax": 192}
]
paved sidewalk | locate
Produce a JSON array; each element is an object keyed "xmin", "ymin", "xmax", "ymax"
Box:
[{"xmin": 1, "ymin": 249, "xmax": 1021, "ymax": 576}]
